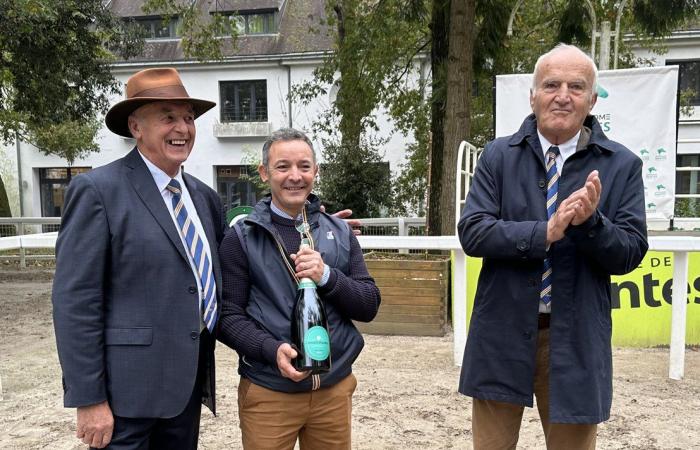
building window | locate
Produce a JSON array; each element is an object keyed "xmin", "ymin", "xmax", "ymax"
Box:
[
  {"xmin": 218, "ymin": 11, "xmax": 277, "ymax": 35},
  {"xmin": 668, "ymin": 60, "xmax": 700, "ymax": 106},
  {"xmin": 216, "ymin": 166, "xmax": 265, "ymax": 215},
  {"xmin": 220, "ymin": 80, "xmax": 268, "ymax": 122},
  {"xmin": 39, "ymin": 167, "xmax": 91, "ymax": 218},
  {"xmin": 675, "ymin": 154, "xmax": 700, "ymax": 217},
  {"xmin": 131, "ymin": 16, "xmax": 179, "ymax": 39}
]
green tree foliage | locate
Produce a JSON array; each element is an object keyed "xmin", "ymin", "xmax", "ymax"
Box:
[
  {"xmin": 555, "ymin": 0, "xmax": 700, "ymax": 53},
  {"xmin": 0, "ymin": 0, "xmax": 143, "ymax": 164},
  {"xmin": 466, "ymin": 0, "xmax": 700, "ymax": 151},
  {"xmin": 318, "ymin": 138, "xmax": 394, "ymax": 217},
  {"xmin": 423, "ymin": 0, "xmax": 699, "ymax": 233},
  {"xmin": 391, "ymin": 93, "xmax": 430, "ymax": 215},
  {"xmin": 0, "ymin": 0, "xmax": 235, "ymax": 164},
  {"xmin": 290, "ymin": 0, "xmax": 430, "ymax": 217}
]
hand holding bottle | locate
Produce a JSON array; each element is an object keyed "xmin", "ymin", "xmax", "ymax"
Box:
[
  {"xmin": 276, "ymin": 343, "xmax": 310, "ymax": 382},
  {"xmin": 291, "ymin": 247, "xmax": 325, "ymax": 284}
]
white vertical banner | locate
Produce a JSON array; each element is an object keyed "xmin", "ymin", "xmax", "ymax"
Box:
[{"xmin": 495, "ymin": 66, "xmax": 679, "ymax": 223}]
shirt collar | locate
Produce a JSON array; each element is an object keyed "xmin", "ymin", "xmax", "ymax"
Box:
[
  {"xmin": 537, "ymin": 129, "xmax": 581, "ymax": 159},
  {"xmin": 270, "ymin": 200, "xmax": 297, "ymax": 220},
  {"xmin": 270, "ymin": 199, "xmax": 309, "ymax": 220},
  {"xmin": 137, "ymin": 148, "xmax": 184, "ymax": 193}
]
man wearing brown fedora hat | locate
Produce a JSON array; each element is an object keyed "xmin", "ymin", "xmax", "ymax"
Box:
[{"xmin": 52, "ymin": 67, "xmax": 226, "ymax": 449}]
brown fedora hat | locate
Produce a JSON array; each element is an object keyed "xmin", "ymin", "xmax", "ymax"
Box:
[{"xmin": 105, "ymin": 68, "xmax": 216, "ymax": 138}]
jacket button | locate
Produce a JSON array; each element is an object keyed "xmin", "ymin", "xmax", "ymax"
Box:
[
  {"xmin": 191, "ymin": 331, "xmax": 199, "ymax": 340},
  {"xmin": 588, "ymin": 230, "xmax": 596, "ymax": 238},
  {"xmin": 528, "ymin": 278, "xmax": 536, "ymax": 287},
  {"xmin": 523, "ymin": 331, "xmax": 532, "ymax": 339},
  {"xmin": 538, "ymin": 179, "xmax": 546, "ymax": 188},
  {"xmin": 188, "ymin": 286, "xmax": 197, "ymax": 294}
]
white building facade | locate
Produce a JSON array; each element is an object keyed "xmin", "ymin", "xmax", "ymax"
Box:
[{"xmin": 5, "ymin": 0, "xmax": 423, "ymax": 220}]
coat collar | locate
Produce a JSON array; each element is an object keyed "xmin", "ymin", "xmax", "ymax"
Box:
[{"xmin": 508, "ymin": 113, "xmax": 618, "ymax": 154}]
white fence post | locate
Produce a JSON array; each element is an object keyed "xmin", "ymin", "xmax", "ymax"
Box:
[
  {"xmin": 397, "ymin": 218, "xmax": 408, "ymax": 254},
  {"xmin": 453, "ymin": 251, "xmax": 467, "ymax": 365},
  {"xmin": 669, "ymin": 250, "xmax": 689, "ymax": 380},
  {"xmin": 19, "ymin": 223, "xmax": 26, "ymax": 269}
]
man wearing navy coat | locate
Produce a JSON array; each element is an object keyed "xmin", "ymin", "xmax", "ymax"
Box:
[
  {"xmin": 458, "ymin": 44, "xmax": 648, "ymax": 449},
  {"xmin": 52, "ymin": 68, "xmax": 225, "ymax": 449}
]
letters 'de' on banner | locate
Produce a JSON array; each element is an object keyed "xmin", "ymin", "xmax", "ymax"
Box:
[{"xmin": 495, "ymin": 66, "xmax": 679, "ymax": 226}]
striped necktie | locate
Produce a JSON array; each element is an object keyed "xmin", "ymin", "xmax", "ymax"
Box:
[
  {"xmin": 541, "ymin": 146, "xmax": 560, "ymax": 304},
  {"xmin": 166, "ymin": 179, "xmax": 217, "ymax": 332}
]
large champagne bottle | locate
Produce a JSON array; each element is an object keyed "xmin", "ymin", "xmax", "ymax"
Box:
[{"xmin": 291, "ymin": 238, "xmax": 331, "ymax": 373}]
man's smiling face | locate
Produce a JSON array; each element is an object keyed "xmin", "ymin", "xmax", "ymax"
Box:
[
  {"xmin": 128, "ymin": 101, "xmax": 196, "ymax": 177},
  {"xmin": 259, "ymin": 139, "xmax": 318, "ymax": 217}
]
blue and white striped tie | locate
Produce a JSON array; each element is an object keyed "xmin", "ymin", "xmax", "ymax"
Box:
[
  {"xmin": 166, "ymin": 179, "xmax": 217, "ymax": 332},
  {"xmin": 541, "ymin": 146, "xmax": 560, "ymax": 304}
]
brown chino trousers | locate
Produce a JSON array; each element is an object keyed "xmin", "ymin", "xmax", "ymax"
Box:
[
  {"xmin": 238, "ymin": 373, "xmax": 357, "ymax": 450},
  {"xmin": 472, "ymin": 328, "xmax": 598, "ymax": 450}
]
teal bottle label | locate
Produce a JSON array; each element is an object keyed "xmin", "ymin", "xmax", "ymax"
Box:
[{"xmin": 304, "ymin": 326, "xmax": 330, "ymax": 361}]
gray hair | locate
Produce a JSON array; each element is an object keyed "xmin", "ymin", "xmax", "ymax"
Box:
[
  {"xmin": 531, "ymin": 43, "xmax": 598, "ymax": 97},
  {"xmin": 262, "ymin": 128, "xmax": 316, "ymax": 167}
]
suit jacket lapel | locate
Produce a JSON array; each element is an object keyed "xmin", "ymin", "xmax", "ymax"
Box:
[{"xmin": 124, "ymin": 148, "xmax": 189, "ymax": 262}]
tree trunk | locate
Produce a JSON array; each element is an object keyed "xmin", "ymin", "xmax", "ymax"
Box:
[
  {"xmin": 427, "ymin": 0, "xmax": 450, "ymax": 236},
  {"xmin": 438, "ymin": 0, "xmax": 475, "ymax": 235},
  {"xmin": 428, "ymin": 0, "xmax": 476, "ymax": 235},
  {"xmin": 0, "ymin": 175, "xmax": 11, "ymax": 218}
]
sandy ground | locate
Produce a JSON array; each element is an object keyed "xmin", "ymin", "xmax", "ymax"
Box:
[{"xmin": 1, "ymin": 270, "xmax": 699, "ymax": 450}]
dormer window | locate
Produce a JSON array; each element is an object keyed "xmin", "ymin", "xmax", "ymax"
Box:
[
  {"xmin": 217, "ymin": 10, "xmax": 278, "ymax": 36},
  {"xmin": 131, "ymin": 16, "xmax": 179, "ymax": 39}
]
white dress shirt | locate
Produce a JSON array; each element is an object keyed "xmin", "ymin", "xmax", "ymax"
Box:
[
  {"xmin": 139, "ymin": 150, "xmax": 215, "ymax": 329},
  {"xmin": 536, "ymin": 130, "xmax": 581, "ymax": 314}
]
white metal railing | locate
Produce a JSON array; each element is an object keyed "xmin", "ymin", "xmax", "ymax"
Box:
[
  {"xmin": 1, "ymin": 218, "xmax": 429, "ymax": 235},
  {"xmin": 0, "ymin": 217, "xmax": 60, "ymax": 267},
  {"xmin": 354, "ymin": 217, "xmax": 426, "ymax": 234},
  {"xmin": 0, "ymin": 217, "xmax": 429, "ymax": 260},
  {"xmin": 0, "ymin": 217, "xmax": 62, "ymax": 230},
  {"xmin": 455, "ymin": 141, "xmax": 482, "ymax": 234}
]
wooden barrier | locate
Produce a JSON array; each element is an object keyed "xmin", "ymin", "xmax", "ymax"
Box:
[{"xmin": 355, "ymin": 257, "xmax": 449, "ymax": 336}]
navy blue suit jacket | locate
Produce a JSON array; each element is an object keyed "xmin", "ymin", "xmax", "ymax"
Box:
[{"xmin": 52, "ymin": 148, "xmax": 226, "ymax": 418}]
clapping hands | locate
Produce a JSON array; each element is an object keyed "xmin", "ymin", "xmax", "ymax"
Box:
[{"xmin": 546, "ymin": 170, "xmax": 602, "ymax": 245}]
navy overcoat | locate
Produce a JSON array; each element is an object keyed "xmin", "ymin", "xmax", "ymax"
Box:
[{"xmin": 458, "ymin": 114, "xmax": 648, "ymax": 424}]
